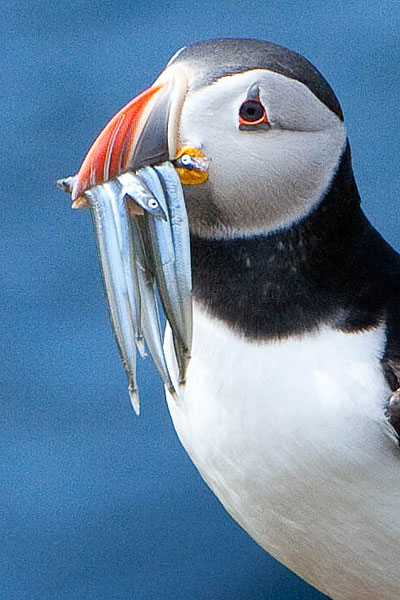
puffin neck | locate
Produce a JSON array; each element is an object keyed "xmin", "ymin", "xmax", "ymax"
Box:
[{"xmin": 190, "ymin": 143, "xmax": 395, "ymax": 340}]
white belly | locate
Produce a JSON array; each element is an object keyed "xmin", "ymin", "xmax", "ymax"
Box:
[{"xmin": 165, "ymin": 304, "xmax": 400, "ymax": 600}]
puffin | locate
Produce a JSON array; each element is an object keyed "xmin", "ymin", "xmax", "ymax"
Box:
[{"xmin": 68, "ymin": 39, "xmax": 400, "ymax": 599}]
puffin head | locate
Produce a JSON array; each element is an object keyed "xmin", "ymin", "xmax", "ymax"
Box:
[{"xmin": 72, "ymin": 38, "xmax": 347, "ymax": 239}]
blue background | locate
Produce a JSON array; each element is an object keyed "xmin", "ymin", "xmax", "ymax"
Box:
[{"xmin": 2, "ymin": 1, "xmax": 399, "ymax": 598}]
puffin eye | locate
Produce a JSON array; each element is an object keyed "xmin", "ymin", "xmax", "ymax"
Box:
[
  {"xmin": 239, "ymin": 100, "xmax": 264, "ymax": 122},
  {"xmin": 239, "ymin": 84, "xmax": 269, "ymax": 130}
]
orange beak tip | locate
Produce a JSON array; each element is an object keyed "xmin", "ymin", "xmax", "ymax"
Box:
[{"xmin": 71, "ymin": 196, "xmax": 91, "ymax": 209}]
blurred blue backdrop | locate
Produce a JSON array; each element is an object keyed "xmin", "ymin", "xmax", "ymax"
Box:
[{"xmin": 1, "ymin": 1, "xmax": 399, "ymax": 598}]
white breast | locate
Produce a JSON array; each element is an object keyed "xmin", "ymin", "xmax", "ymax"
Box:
[{"xmin": 165, "ymin": 304, "xmax": 400, "ymax": 600}]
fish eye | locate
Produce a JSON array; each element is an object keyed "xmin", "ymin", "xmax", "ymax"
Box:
[
  {"xmin": 180, "ymin": 154, "xmax": 192, "ymax": 166},
  {"xmin": 148, "ymin": 198, "xmax": 158, "ymax": 209}
]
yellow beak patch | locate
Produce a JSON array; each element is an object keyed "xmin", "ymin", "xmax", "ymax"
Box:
[{"xmin": 174, "ymin": 146, "xmax": 209, "ymax": 185}]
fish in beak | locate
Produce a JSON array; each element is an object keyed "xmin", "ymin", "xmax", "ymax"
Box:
[{"xmin": 57, "ymin": 65, "xmax": 209, "ymax": 413}]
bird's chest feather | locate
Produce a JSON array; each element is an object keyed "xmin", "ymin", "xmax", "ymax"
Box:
[{"xmin": 166, "ymin": 305, "xmax": 400, "ymax": 600}]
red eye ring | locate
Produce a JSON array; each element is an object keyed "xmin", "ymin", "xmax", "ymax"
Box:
[{"xmin": 239, "ymin": 103, "xmax": 269, "ymax": 126}]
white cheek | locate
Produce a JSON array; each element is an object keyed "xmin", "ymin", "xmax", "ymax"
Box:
[{"xmin": 179, "ymin": 70, "xmax": 347, "ymax": 235}]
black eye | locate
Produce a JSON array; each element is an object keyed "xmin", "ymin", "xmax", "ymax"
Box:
[
  {"xmin": 239, "ymin": 100, "xmax": 265, "ymax": 122},
  {"xmin": 238, "ymin": 97, "xmax": 269, "ymax": 129}
]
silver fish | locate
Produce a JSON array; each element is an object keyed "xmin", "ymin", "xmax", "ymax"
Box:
[
  {"xmin": 107, "ymin": 183, "xmax": 146, "ymax": 358},
  {"xmin": 57, "ymin": 161, "xmax": 193, "ymax": 409},
  {"xmin": 136, "ymin": 166, "xmax": 191, "ymax": 356},
  {"xmin": 116, "ymin": 172, "xmax": 167, "ymax": 221},
  {"xmin": 154, "ymin": 162, "xmax": 192, "ymax": 382},
  {"xmin": 173, "ymin": 152, "xmax": 210, "ymax": 172},
  {"xmin": 128, "ymin": 212, "xmax": 177, "ymax": 398},
  {"xmin": 86, "ymin": 181, "xmax": 141, "ymax": 414}
]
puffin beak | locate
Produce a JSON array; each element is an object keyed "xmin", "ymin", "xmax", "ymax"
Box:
[
  {"xmin": 70, "ymin": 66, "xmax": 188, "ymax": 201},
  {"xmin": 57, "ymin": 65, "xmax": 198, "ymax": 411}
]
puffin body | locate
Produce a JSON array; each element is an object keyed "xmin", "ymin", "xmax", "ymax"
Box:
[
  {"xmin": 166, "ymin": 315, "xmax": 398, "ymax": 599},
  {"xmin": 69, "ymin": 39, "xmax": 400, "ymax": 599},
  {"xmin": 165, "ymin": 40, "xmax": 400, "ymax": 600}
]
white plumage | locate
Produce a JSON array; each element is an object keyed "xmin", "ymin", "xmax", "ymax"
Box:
[{"xmin": 166, "ymin": 306, "xmax": 400, "ymax": 600}]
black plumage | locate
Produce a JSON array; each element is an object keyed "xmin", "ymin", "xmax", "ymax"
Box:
[{"xmin": 191, "ymin": 143, "xmax": 400, "ymax": 429}]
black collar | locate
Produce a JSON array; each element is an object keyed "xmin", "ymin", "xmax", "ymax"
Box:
[{"xmin": 190, "ymin": 143, "xmax": 400, "ymax": 340}]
